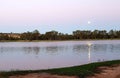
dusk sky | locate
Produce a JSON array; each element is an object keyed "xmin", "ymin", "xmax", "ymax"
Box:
[{"xmin": 0, "ymin": 0, "xmax": 120, "ymax": 33}]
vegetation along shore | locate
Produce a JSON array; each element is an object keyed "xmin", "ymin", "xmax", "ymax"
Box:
[
  {"xmin": 0, "ymin": 30, "xmax": 120, "ymax": 41},
  {"xmin": 0, "ymin": 60, "xmax": 120, "ymax": 78}
]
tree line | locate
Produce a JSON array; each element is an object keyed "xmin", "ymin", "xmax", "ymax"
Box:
[{"xmin": 0, "ymin": 29, "xmax": 120, "ymax": 40}]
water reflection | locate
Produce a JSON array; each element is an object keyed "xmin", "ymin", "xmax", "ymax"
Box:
[
  {"xmin": 0, "ymin": 40, "xmax": 120, "ymax": 71},
  {"xmin": 72, "ymin": 43, "xmax": 120, "ymax": 62},
  {"xmin": 87, "ymin": 43, "xmax": 92, "ymax": 62},
  {"xmin": 73, "ymin": 45, "xmax": 88, "ymax": 53},
  {"xmin": 0, "ymin": 46, "xmax": 72, "ymax": 55},
  {"xmin": 23, "ymin": 47, "xmax": 40, "ymax": 55},
  {"xmin": 73, "ymin": 42, "xmax": 92, "ymax": 62},
  {"xmin": 93, "ymin": 44, "xmax": 107, "ymax": 52},
  {"xmin": 0, "ymin": 43, "xmax": 120, "ymax": 55},
  {"xmin": 45, "ymin": 46, "xmax": 59, "ymax": 54}
]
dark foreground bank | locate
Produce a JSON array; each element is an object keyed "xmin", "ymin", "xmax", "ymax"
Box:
[{"xmin": 0, "ymin": 60, "xmax": 120, "ymax": 78}]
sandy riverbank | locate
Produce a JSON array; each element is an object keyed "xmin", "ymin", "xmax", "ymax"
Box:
[
  {"xmin": 87, "ymin": 64, "xmax": 120, "ymax": 78},
  {"xmin": 10, "ymin": 73, "xmax": 78, "ymax": 78},
  {"xmin": 10, "ymin": 65, "xmax": 120, "ymax": 78}
]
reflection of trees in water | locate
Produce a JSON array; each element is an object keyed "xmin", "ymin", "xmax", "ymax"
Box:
[
  {"xmin": 91, "ymin": 44, "xmax": 120, "ymax": 62},
  {"xmin": 0, "ymin": 47, "xmax": 40, "ymax": 55},
  {"xmin": 0, "ymin": 46, "xmax": 67, "ymax": 55},
  {"xmin": 109, "ymin": 44, "xmax": 114, "ymax": 53},
  {"xmin": 73, "ymin": 45, "xmax": 89, "ymax": 53},
  {"xmin": 0, "ymin": 44, "xmax": 120, "ymax": 55},
  {"xmin": 0, "ymin": 47, "xmax": 21, "ymax": 53},
  {"xmin": 0, "ymin": 47, "xmax": 3, "ymax": 53},
  {"xmin": 44, "ymin": 46, "xmax": 67, "ymax": 54},
  {"xmin": 23, "ymin": 46, "xmax": 67, "ymax": 55},
  {"xmin": 115, "ymin": 44, "xmax": 120, "ymax": 52},
  {"xmin": 93, "ymin": 44, "xmax": 107, "ymax": 52},
  {"xmin": 45, "ymin": 46, "xmax": 58, "ymax": 54},
  {"xmin": 109, "ymin": 44, "xmax": 120, "ymax": 53},
  {"xmin": 23, "ymin": 47, "xmax": 40, "ymax": 55},
  {"xmin": 93, "ymin": 44, "xmax": 120, "ymax": 53},
  {"xmin": 72, "ymin": 44, "xmax": 120, "ymax": 62},
  {"xmin": 73, "ymin": 44, "xmax": 92, "ymax": 61}
]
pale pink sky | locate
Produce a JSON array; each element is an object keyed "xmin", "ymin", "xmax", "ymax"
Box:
[{"xmin": 0, "ymin": 0, "xmax": 120, "ymax": 33}]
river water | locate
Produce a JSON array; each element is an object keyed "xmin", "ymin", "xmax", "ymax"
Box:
[{"xmin": 0, "ymin": 40, "xmax": 120, "ymax": 71}]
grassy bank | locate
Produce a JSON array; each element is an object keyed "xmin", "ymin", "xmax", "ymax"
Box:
[{"xmin": 0, "ymin": 60, "xmax": 120, "ymax": 78}]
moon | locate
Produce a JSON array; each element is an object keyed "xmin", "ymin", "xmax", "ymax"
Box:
[{"xmin": 88, "ymin": 21, "xmax": 91, "ymax": 24}]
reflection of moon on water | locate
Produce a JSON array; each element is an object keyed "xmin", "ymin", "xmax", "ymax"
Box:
[
  {"xmin": 87, "ymin": 42, "xmax": 92, "ymax": 62},
  {"xmin": 88, "ymin": 46, "xmax": 91, "ymax": 62},
  {"xmin": 87, "ymin": 42, "xmax": 92, "ymax": 47}
]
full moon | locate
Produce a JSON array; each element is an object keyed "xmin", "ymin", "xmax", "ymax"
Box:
[{"xmin": 88, "ymin": 21, "xmax": 91, "ymax": 24}]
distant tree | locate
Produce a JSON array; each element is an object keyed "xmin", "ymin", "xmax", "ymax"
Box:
[
  {"xmin": 32, "ymin": 30, "xmax": 40, "ymax": 40},
  {"xmin": 0, "ymin": 29, "xmax": 120, "ymax": 40},
  {"xmin": 108, "ymin": 30, "xmax": 116, "ymax": 39},
  {"xmin": 20, "ymin": 30, "xmax": 40, "ymax": 40},
  {"xmin": 20, "ymin": 31, "xmax": 32, "ymax": 40},
  {"xmin": 116, "ymin": 30, "xmax": 120, "ymax": 38},
  {"xmin": 0, "ymin": 33, "xmax": 9, "ymax": 40},
  {"xmin": 73, "ymin": 30, "xmax": 82, "ymax": 39},
  {"xmin": 45, "ymin": 30, "xmax": 58, "ymax": 40}
]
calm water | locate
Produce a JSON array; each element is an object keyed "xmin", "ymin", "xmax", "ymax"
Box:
[{"xmin": 0, "ymin": 40, "xmax": 120, "ymax": 71}]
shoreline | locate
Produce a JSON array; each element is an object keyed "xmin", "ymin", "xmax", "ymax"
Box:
[
  {"xmin": 0, "ymin": 60, "xmax": 120, "ymax": 78},
  {"xmin": 0, "ymin": 39, "xmax": 120, "ymax": 42}
]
